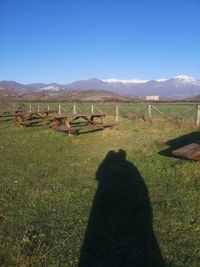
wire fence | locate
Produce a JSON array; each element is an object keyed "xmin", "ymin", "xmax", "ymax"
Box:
[{"xmin": 0, "ymin": 101, "xmax": 200, "ymax": 126}]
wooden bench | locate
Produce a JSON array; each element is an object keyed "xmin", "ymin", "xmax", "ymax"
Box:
[
  {"xmin": 54, "ymin": 123, "xmax": 115, "ymax": 135},
  {"xmin": 19, "ymin": 118, "xmax": 52, "ymax": 126},
  {"xmin": 0, "ymin": 111, "xmax": 14, "ymax": 121},
  {"xmin": 173, "ymin": 142, "xmax": 200, "ymax": 162},
  {"xmin": 14, "ymin": 110, "xmax": 55, "ymax": 126}
]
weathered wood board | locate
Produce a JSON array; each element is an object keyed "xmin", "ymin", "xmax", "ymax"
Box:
[
  {"xmin": 14, "ymin": 110, "xmax": 55, "ymax": 126},
  {"xmin": 54, "ymin": 123, "xmax": 114, "ymax": 134},
  {"xmin": 173, "ymin": 143, "xmax": 200, "ymax": 161}
]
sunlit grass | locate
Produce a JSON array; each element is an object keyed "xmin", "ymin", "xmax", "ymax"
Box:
[{"xmin": 0, "ymin": 116, "xmax": 199, "ymax": 266}]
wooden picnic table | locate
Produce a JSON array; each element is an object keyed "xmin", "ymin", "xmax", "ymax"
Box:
[
  {"xmin": 51, "ymin": 112, "xmax": 114, "ymax": 135},
  {"xmin": 14, "ymin": 109, "xmax": 56, "ymax": 126},
  {"xmin": 0, "ymin": 111, "xmax": 15, "ymax": 121}
]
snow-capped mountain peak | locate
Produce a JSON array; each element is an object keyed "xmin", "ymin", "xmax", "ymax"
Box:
[
  {"xmin": 156, "ymin": 79, "xmax": 167, "ymax": 82},
  {"xmin": 174, "ymin": 75, "xmax": 195, "ymax": 80},
  {"xmin": 102, "ymin": 78, "xmax": 149, "ymax": 84},
  {"xmin": 173, "ymin": 75, "xmax": 200, "ymax": 86}
]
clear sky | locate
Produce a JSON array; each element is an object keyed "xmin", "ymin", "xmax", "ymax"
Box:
[{"xmin": 1, "ymin": 0, "xmax": 200, "ymax": 83}]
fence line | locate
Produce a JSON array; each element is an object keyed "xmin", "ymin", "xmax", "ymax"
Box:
[
  {"xmin": 196, "ymin": 105, "xmax": 200, "ymax": 126},
  {"xmin": 151, "ymin": 105, "xmax": 173, "ymax": 120},
  {"xmin": 0, "ymin": 102, "xmax": 199, "ymax": 126}
]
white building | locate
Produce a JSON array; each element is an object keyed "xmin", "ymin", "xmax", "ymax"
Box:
[{"xmin": 146, "ymin": 95, "xmax": 159, "ymax": 101}]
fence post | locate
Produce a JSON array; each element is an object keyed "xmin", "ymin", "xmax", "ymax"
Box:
[
  {"xmin": 148, "ymin": 104, "xmax": 152, "ymax": 119},
  {"xmin": 116, "ymin": 104, "xmax": 119, "ymax": 121},
  {"xmin": 37, "ymin": 104, "xmax": 40, "ymax": 111},
  {"xmin": 91, "ymin": 104, "xmax": 94, "ymax": 114},
  {"xmin": 196, "ymin": 105, "xmax": 200, "ymax": 126},
  {"xmin": 12, "ymin": 103, "xmax": 15, "ymax": 112},
  {"xmin": 47, "ymin": 105, "xmax": 50, "ymax": 111},
  {"xmin": 29, "ymin": 104, "xmax": 32, "ymax": 112},
  {"xmin": 58, "ymin": 104, "xmax": 61, "ymax": 115},
  {"xmin": 73, "ymin": 104, "xmax": 76, "ymax": 114}
]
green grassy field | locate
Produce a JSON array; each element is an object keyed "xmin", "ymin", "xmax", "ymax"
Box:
[{"xmin": 0, "ymin": 111, "xmax": 200, "ymax": 266}]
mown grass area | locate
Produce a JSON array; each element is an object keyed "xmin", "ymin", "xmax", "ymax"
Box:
[{"xmin": 0, "ymin": 117, "xmax": 200, "ymax": 266}]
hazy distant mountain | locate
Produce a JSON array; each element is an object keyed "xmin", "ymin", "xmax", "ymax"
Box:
[
  {"xmin": 1, "ymin": 75, "xmax": 200, "ymax": 99},
  {"xmin": 64, "ymin": 75, "xmax": 200, "ymax": 99},
  {"xmin": 0, "ymin": 81, "xmax": 29, "ymax": 93},
  {"xmin": 12, "ymin": 89, "xmax": 129, "ymax": 102},
  {"xmin": 61, "ymin": 90, "xmax": 129, "ymax": 101},
  {"xmin": 26, "ymin": 83, "xmax": 48, "ymax": 90},
  {"xmin": 65, "ymin": 78, "xmax": 110, "ymax": 91},
  {"xmin": 47, "ymin": 75, "xmax": 200, "ymax": 99}
]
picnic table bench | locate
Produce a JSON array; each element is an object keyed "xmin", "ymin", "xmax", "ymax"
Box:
[
  {"xmin": 14, "ymin": 109, "xmax": 56, "ymax": 126},
  {"xmin": 173, "ymin": 142, "xmax": 200, "ymax": 162},
  {"xmin": 51, "ymin": 112, "xmax": 115, "ymax": 135},
  {"xmin": 0, "ymin": 111, "xmax": 14, "ymax": 121}
]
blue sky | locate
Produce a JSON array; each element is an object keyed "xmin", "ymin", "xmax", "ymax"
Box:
[{"xmin": 1, "ymin": 0, "xmax": 200, "ymax": 83}]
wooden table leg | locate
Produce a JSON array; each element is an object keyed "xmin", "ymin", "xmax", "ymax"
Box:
[
  {"xmin": 100, "ymin": 115, "xmax": 105, "ymax": 124},
  {"xmin": 64, "ymin": 118, "xmax": 70, "ymax": 128},
  {"xmin": 15, "ymin": 116, "xmax": 25, "ymax": 126}
]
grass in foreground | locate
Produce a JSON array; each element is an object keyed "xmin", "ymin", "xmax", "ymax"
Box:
[{"xmin": 0, "ymin": 119, "xmax": 199, "ymax": 266}]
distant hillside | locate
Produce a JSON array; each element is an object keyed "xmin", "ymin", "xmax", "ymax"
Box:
[
  {"xmin": 1, "ymin": 75, "xmax": 200, "ymax": 100},
  {"xmin": 0, "ymin": 81, "xmax": 29, "ymax": 93},
  {"xmin": 64, "ymin": 76, "xmax": 200, "ymax": 99},
  {"xmin": 13, "ymin": 89, "xmax": 129, "ymax": 102},
  {"xmin": 61, "ymin": 90, "xmax": 129, "ymax": 101},
  {"xmin": 185, "ymin": 94, "xmax": 200, "ymax": 101}
]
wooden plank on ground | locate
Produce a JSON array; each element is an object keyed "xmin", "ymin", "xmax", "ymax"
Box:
[
  {"xmin": 53, "ymin": 123, "xmax": 114, "ymax": 134},
  {"xmin": 19, "ymin": 119, "xmax": 44, "ymax": 125},
  {"xmin": 173, "ymin": 143, "xmax": 200, "ymax": 161}
]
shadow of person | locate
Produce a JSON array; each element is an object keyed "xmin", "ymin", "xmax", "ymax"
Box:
[{"xmin": 78, "ymin": 150, "xmax": 165, "ymax": 267}]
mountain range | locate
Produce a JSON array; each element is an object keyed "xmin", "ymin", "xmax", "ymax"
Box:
[{"xmin": 1, "ymin": 75, "xmax": 200, "ymax": 100}]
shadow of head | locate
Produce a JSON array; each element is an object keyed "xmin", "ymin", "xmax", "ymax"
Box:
[
  {"xmin": 96, "ymin": 149, "xmax": 141, "ymax": 188},
  {"xmin": 97, "ymin": 149, "xmax": 126, "ymax": 166}
]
